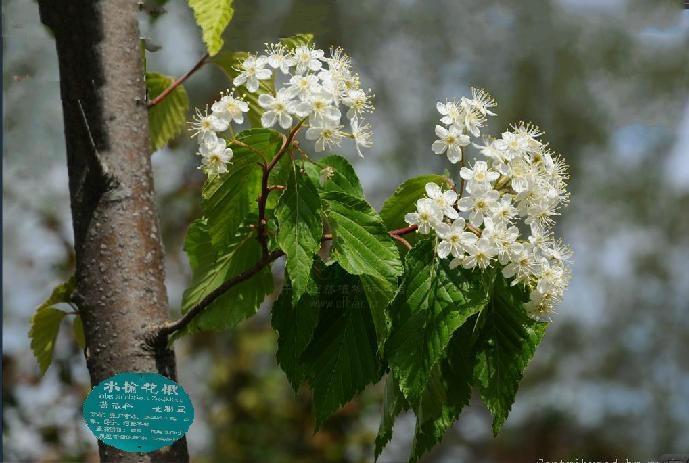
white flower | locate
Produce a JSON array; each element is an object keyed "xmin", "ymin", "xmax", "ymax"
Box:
[
  {"xmin": 466, "ymin": 87, "xmax": 497, "ymax": 116},
  {"xmin": 305, "ymin": 119, "xmax": 344, "ymax": 152},
  {"xmin": 264, "ymin": 42, "xmax": 295, "ymax": 74},
  {"xmin": 489, "ymin": 195, "xmax": 518, "ymax": 224},
  {"xmin": 459, "ymin": 236, "xmax": 498, "ymax": 270},
  {"xmin": 482, "ymin": 217, "xmax": 521, "ymax": 265},
  {"xmin": 190, "ymin": 107, "xmax": 229, "ymax": 144},
  {"xmin": 294, "ymin": 91, "xmax": 341, "ymax": 122},
  {"xmin": 432, "ymin": 125, "xmax": 470, "ymax": 164},
  {"xmin": 199, "ymin": 138, "xmax": 233, "ymax": 175},
  {"xmin": 436, "ymin": 218, "xmax": 476, "ymax": 259},
  {"xmin": 506, "ymin": 157, "xmax": 534, "ymax": 193},
  {"xmin": 424, "ymin": 182, "xmax": 458, "ymax": 219},
  {"xmin": 232, "ymin": 55, "xmax": 272, "ymax": 93},
  {"xmin": 494, "ymin": 131, "xmax": 529, "ymax": 160},
  {"xmin": 436, "ymin": 101, "xmax": 462, "ymax": 126},
  {"xmin": 460, "ymin": 160, "xmax": 499, "ymax": 187},
  {"xmin": 293, "ymin": 45, "xmax": 324, "ymax": 74},
  {"xmin": 211, "ymin": 94, "xmax": 249, "ymax": 125},
  {"xmin": 457, "ymin": 186, "xmax": 500, "ymax": 227},
  {"xmin": 404, "ymin": 198, "xmax": 443, "ymax": 234},
  {"xmin": 459, "ymin": 101, "xmax": 487, "ymax": 137},
  {"xmin": 286, "ymin": 74, "xmax": 321, "ymax": 101},
  {"xmin": 258, "ymin": 88, "xmax": 297, "ymax": 130},
  {"xmin": 350, "ymin": 117, "xmax": 372, "ymax": 158},
  {"xmin": 502, "ymin": 246, "xmax": 538, "ymax": 285},
  {"xmin": 342, "ymin": 88, "xmax": 373, "ymax": 119}
]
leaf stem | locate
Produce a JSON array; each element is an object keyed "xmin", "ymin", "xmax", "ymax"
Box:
[{"xmin": 147, "ymin": 53, "xmax": 209, "ymax": 109}]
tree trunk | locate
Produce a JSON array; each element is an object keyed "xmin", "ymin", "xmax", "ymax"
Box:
[{"xmin": 37, "ymin": 1, "xmax": 189, "ymax": 461}]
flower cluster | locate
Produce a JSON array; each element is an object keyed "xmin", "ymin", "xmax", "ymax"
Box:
[
  {"xmin": 190, "ymin": 42, "xmax": 374, "ymax": 175},
  {"xmin": 405, "ymin": 88, "xmax": 572, "ymax": 317}
]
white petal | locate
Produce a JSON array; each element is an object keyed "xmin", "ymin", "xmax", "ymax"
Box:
[
  {"xmin": 279, "ymin": 113, "xmax": 293, "ymax": 129},
  {"xmin": 437, "ymin": 242, "xmax": 452, "ymax": 259},
  {"xmin": 435, "ymin": 125, "xmax": 448, "ymax": 138},
  {"xmin": 446, "ymin": 147, "xmax": 462, "ymax": 164},
  {"xmin": 431, "ymin": 140, "xmax": 447, "ymax": 155},
  {"xmin": 261, "ymin": 111, "xmax": 277, "ymax": 128},
  {"xmin": 425, "ymin": 182, "xmax": 441, "ymax": 198},
  {"xmin": 258, "ymin": 93, "xmax": 274, "ymax": 107},
  {"xmin": 457, "ymin": 197, "xmax": 473, "ymax": 211},
  {"xmin": 404, "ymin": 213, "xmax": 419, "ymax": 225},
  {"xmin": 246, "ymin": 78, "xmax": 259, "ymax": 93}
]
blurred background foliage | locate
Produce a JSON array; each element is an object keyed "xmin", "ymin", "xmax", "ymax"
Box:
[{"xmin": 3, "ymin": 0, "xmax": 689, "ymax": 462}]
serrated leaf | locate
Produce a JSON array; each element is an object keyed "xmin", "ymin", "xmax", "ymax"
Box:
[
  {"xmin": 146, "ymin": 72, "xmax": 189, "ymax": 152},
  {"xmin": 271, "ymin": 275, "xmax": 320, "ymax": 389},
  {"xmin": 409, "ymin": 321, "xmax": 476, "ymax": 463},
  {"xmin": 179, "ymin": 219, "xmax": 273, "ymax": 335},
  {"xmin": 188, "ymin": 0, "xmax": 234, "ymax": 56},
  {"xmin": 275, "ymin": 164, "xmax": 322, "ymax": 303},
  {"xmin": 317, "ymin": 155, "xmax": 365, "ymax": 198},
  {"xmin": 321, "ymin": 191, "xmax": 402, "ymax": 282},
  {"xmin": 374, "ymin": 374, "xmax": 409, "ymax": 461},
  {"xmin": 474, "ymin": 273, "xmax": 547, "ymax": 435},
  {"xmin": 211, "ymin": 51, "xmax": 275, "ymax": 127},
  {"xmin": 385, "ymin": 240, "xmax": 489, "ymax": 407},
  {"xmin": 300, "ymin": 156, "xmax": 364, "ymax": 199},
  {"xmin": 359, "ymin": 274, "xmax": 396, "ymax": 351},
  {"xmin": 380, "ymin": 175, "xmax": 452, "ymax": 246},
  {"xmin": 28, "ymin": 276, "xmax": 75, "ymax": 375},
  {"xmin": 73, "ymin": 315, "xmax": 86, "ymax": 350},
  {"xmin": 202, "ymin": 128, "xmax": 281, "ymax": 248},
  {"xmin": 301, "ymin": 264, "xmax": 383, "ymax": 428},
  {"xmin": 29, "ymin": 308, "xmax": 68, "ymax": 375},
  {"xmin": 279, "ymin": 33, "xmax": 314, "ymax": 51}
]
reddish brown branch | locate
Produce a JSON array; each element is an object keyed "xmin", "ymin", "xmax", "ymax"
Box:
[
  {"xmin": 389, "ymin": 224, "xmax": 418, "ymax": 236},
  {"xmin": 147, "ymin": 53, "xmax": 209, "ymax": 108}
]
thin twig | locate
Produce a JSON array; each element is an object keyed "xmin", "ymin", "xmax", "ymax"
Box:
[
  {"xmin": 389, "ymin": 233, "xmax": 412, "ymax": 250},
  {"xmin": 154, "ymin": 250, "xmax": 284, "ymax": 340},
  {"xmin": 389, "ymin": 225, "xmax": 418, "ymax": 236},
  {"xmin": 147, "ymin": 53, "xmax": 209, "ymax": 108}
]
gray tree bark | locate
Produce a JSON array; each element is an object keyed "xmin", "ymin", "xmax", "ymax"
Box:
[{"xmin": 38, "ymin": 1, "xmax": 189, "ymax": 461}]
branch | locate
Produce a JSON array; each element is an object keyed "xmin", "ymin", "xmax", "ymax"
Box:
[
  {"xmin": 153, "ymin": 250, "xmax": 284, "ymax": 340},
  {"xmin": 147, "ymin": 53, "xmax": 209, "ymax": 109}
]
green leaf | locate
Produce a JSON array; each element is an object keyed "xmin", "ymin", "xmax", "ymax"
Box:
[
  {"xmin": 275, "ymin": 164, "xmax": 323, "ymax": 303},
  {"xmin": 28, "ymin": 277, "xmax": 75, "ymax": 376},
  {"xmin": 321, "ymin": 191, "xmax": 402, "ymax": 282},
  {"xmin": 385, "ymin": 240, "xmax": 489, "ymax": 406},
  {"xmin": 380, "ymin": 175, "xmax": 452, "ymax": 245},
  {"xmin": 29, "ymin": 307, "xmax": 68, "ymax": 376},
  {"xmin": 317, "ymin": 155, "xmax": 365, "ymax": 198},
  {"xmin": 409, "ymin": 321, "xmax": 476, "ymax": 463},
  {"xmin": 146, "ymin": 72, "xmax": 189, "ymax": 152},
  {"xmin": 359, "ymin": 274, "xmax": 396, "ymax": 351},
  {"xmin": 179, "ymin": 219, "xmax": 273, "ymax": 335},
  {"xmin": 301, "ymin": 264, "xmax": 383, "ymax": 428},
  {"xmin": 473, "ymin": 273, "xmax": 548, "ymax": 435},
  {"xmin": 202, "ymin": 128, "xmax": 281, "ymax": 248},
  {"xmin": 73, "ymin": 315, "xmax": 86, "ymax": 350},
  {"xmin": 374, "ymin": 374, "xmax": 409, "ymax": 461},
  {"xmin": 211, "ymin": 52, "xmax": 275, "ymax": 127},
  {"xmin": 279, "ymin": 33, "xmax": 314, "ymax": 51},
  {"xmin": 271, "ymin": 275, "xmax": 320, "ymax": 389},
  {"xmin": 188, "ymin": 0, "xmax": 234, "ymax": 56}
]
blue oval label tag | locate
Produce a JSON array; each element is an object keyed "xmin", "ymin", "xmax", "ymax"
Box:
[{"xmin": 82, "ymin": 372, "xmax": 194, "ymax": 453}]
